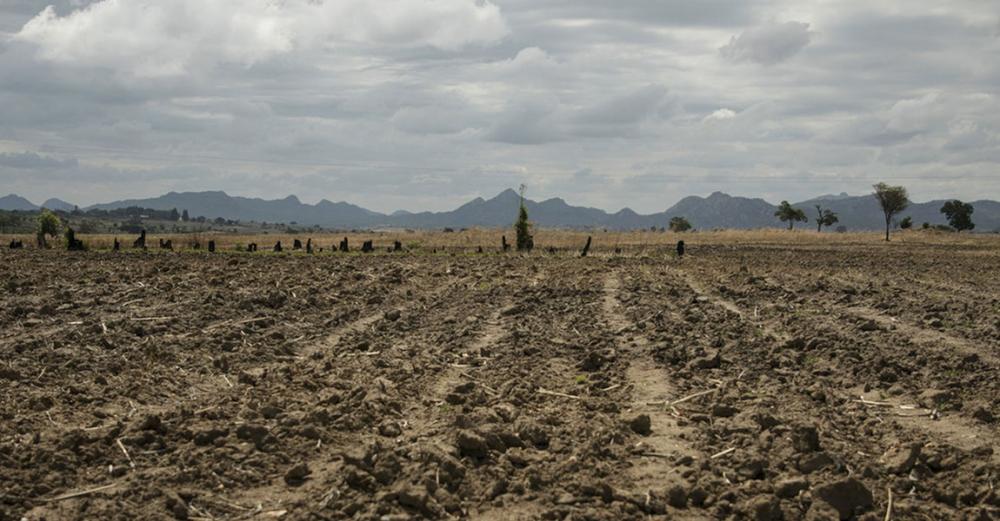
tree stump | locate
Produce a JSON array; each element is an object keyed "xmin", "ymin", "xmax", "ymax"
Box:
[
  {"xmin": 208, "ymin": 240, "xmax": 216, "ymax": 253},
  {"xmin": 113, "ymin": 238, "xmax": 120, "ymax": 251},
  {"xmin": 306, "ymin": 239, "xmax": 313, "ymax": 254},
  {"xmin": 274, "ymin": 241, "xmax": 283, "ymax": 253},
  {"xmin": 676, "ymin": 240, "xmax": 685, "ymax": 257},
  {"xmin": 339, "ymin": 237, "xmax": 349, "ymax": 252},
  {"xmin": 9, "ymin": 239, "xmax": 24, "ymax": 249},
  {"xmin": 293, "ymin": 239, "xmax": 302, "ymax": 250},
  {"xmin": 393, "ymin": 240, "xmax": 402, "ymax": 252},
  {"xmin": 580, "ymin": 236, "xmax": 592, "ymax": 257},
  {"xmin": 133, "ymin": 230, "xmax": 146, "ymax": 249},
  {"xmin": 361, "ymin": 240, "xmax": 374, "ymax": 253},
  {"xmin": 502, "ymin": 235, "xmax": 510, "ymax": 252},
  {"xmin": 66, "ymin": 228, "xmax": 86, "ymax": 251}
]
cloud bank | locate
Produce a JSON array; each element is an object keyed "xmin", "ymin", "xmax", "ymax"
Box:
[{"xmin": 0, "ymin": 0, "xmax": 998, "ymax": 213}]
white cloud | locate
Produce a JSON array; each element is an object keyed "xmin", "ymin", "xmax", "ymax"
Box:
[
  {"xmin": 704, "ymin": 108, "xmax": 736, "ymax": 122},
  {"xmin": 15, "ymin": 0, "xmax": 509, "ymax": 76},
  {"xmin": 720, "ymin": 20, "xmax": 812, "ymax": 65}
]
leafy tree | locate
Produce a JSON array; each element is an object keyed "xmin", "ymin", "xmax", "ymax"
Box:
[
  {"xmin": 669, "ymin": 216, "xmax": 692, "ymax": 232},
  {"xmin": 775, "ymin": 201, "xmax": 807, "ymax": 230},
  {"xmin": 36, "ymin": 209, "xmax": 61, "ymax": 248},
  {"xmin": 899, "ymin": 216, "xmax": 913, "ymax": 230},
  {"xmin": 514, "ymin": 184, "xmax": 533, "ymax": 251},
  {"xmin": 182, "ymin": 209, "xmax": 190, "ymax": 222},
  {"xmin": 0, "ymin": 212, "xmax": 20, "ymax": 233},
  {"xmin": 940, "ymin": 200, "xmax": 974, "ymax": 232},
  {"xmin": 169, "ymin": 208, "xmax": 180, "ymax": 221},
  {"xmin": 872, "ymin": 182, "xmax": 909, "ymax": 241},
  {"xmin": 814, "ymin": 205, "xmax": 839, "ymax": 232}
]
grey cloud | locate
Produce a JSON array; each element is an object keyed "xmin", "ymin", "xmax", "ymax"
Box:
[
  {"xmin": 486, "ymin": 98, "xmax": 563, "ymax": 144},
  {"xmin": 0, "ymin": 151, "xmax": 77, "ymax": 169},
  {"xmin": 1, "ymin": 1, "xmax": 999, "ymax": 211},
  {"xmin": 498, "ymin": 0, "xmax": 765, "ymax": 28},
  {"xmin": 720, "ymin": 21, "xmax": 812, "ymax": 65}
]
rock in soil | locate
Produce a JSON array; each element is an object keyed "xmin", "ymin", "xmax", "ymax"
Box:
[
  {"xmin": 881, "ymin": 443, "xmax": 922, "ymax": 475},
  {"xmin": 628, "ymin": 414, "xmax": 652, "ymax": 435},
  {"xmin": 813, "ymin": 477, "xmax": 874, "ymax": 520},
  {"xmin": 284, "ymin": 463, "xmax": 311, "ymax": 485},
  {"xmin": 456, "ymin": 430, "xmax": 490, "ymax": 459}
]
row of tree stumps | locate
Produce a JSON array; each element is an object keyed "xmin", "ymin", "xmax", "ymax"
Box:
[
  {"xmin": 9, "ymin": 228, "xmax": 686, "ymax": 258},
  {"xmin": 115, "ymin": 231, "xmax": 405, "ymax": 254}
]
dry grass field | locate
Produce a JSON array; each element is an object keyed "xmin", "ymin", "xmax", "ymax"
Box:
[{"xmin": 1, "ymin": 230, "xmax": 998, "ymax": 520}]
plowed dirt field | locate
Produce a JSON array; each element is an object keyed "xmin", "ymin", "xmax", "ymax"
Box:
[{"xmin": 2, "ymin": 237, "xmax": 997, "ymax": 520}]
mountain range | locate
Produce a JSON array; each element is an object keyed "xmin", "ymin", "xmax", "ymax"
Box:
[{"xmin": 2, "ymin": 189, "xmax": 998, "ymax": 232}]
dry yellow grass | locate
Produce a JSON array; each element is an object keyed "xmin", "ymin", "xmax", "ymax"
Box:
[{"xmin": 3, "ymin": 227, "xmax": 997, "ymax": 254}]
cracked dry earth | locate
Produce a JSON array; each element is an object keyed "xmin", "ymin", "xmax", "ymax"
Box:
[{"xmin": 1, "ymin": 243, "xmax": 997, "ymax": 520}]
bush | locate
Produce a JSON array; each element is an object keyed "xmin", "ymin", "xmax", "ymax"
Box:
[
  {"xmin": 514, "ymin": 185, "xmax": 532, "ymax": 251},
  {"xmin": 669, "ymin": 216, "xmax": 692, "ymax": 232},
  {"xmin": 36, "ymin": 210, "xmax": 62, "ymax": 248}
]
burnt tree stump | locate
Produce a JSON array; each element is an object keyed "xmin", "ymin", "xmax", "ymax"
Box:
[
  {"xmin": 676, "ymin": 240, "xmax": 685, "ymax": 257},
  {"xmin": 113, "ymin": 238, "xmax": 120, "ymax": 251},
  {"xmin": 306, "ymin": 239, "xmax": 313, "ymax": 254},
  {"xmin": 580, "ymin": 236, "xmax": 592, "ymax": 257},
  {"xmin": 9, "ymin": 239, "xmax": 24, "ymax": 249},
  {"xmin": 247, "ymin": 243, "xmax": 258, "ymax": 252},
  {"xmin": 361, "ymin": 240, "xmax": 374, "ymax": 253},
  {"xmin": 293, "ymin": 239, "xmax": 302, "ymax": 250},
  {"xmin": 477, "ymin": 246, "xmax": 483, "ymax": 254},
  {"xmin": 502, "ymin": 235, "xmax": 510, "ymax": 252},
  {"xmin": 65, "ymin": 228, "xmax": 86, "ymax": 251},
  {"xmin": 393, "ymin": 240, "xmax": 402, "ymax": 252},
  {"xmin": 208, "ymin": 240, "xmax": 216, "ymax": 253},
  {"xmin": 274, "ymin": 241, "xmax": 283, "ymax": 253},
  {"xmin": 133, "ymin": 230, "xmax": 146, "ymax": 249},
  {"xmin": 339, "ymin": 237, "xmax": 349, "ymax": 252}
]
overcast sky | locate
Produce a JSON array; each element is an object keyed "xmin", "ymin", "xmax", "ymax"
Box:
[{"xmin": 1, "ymin": 1, "xmax": 998, "ymax": 212}]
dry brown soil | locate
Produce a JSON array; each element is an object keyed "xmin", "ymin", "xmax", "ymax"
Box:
[{"xmin": 1, "ymin": 239, "xmax": 997, "ymax": 520}]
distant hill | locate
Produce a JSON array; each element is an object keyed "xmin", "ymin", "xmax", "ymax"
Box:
[
  {"xmin": 0, "ymin": 194, "xmax": 38, "ymax": 211},
  {"xmin": 660, "ymin": 192, "xmax": 779, "ymax": 229},
  {"xmin": 41, "ymin": 198, "xmax": 76, "ymax": 211},
  {"xmin": 87, "ymin": 191, "xmax": 380, "ymax": 228},
  {"xmin": 3, "ymin": 190, "xmax": 999, "ymax": 231}
]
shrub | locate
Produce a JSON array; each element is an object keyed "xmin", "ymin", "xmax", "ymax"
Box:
[
  {"xmin": 514, "ymin": 185, "xmax": 533, "ymax": 251},
  {"xmin": 669, "ymin": 216, "xmax": 692, "ymax": 232},
  {"xmin": 36, "ymin": 210, "xmax": 61, "ymax": 248}
]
